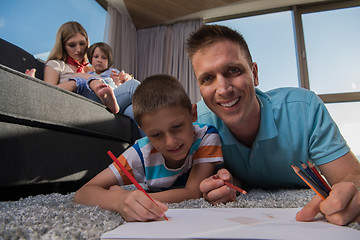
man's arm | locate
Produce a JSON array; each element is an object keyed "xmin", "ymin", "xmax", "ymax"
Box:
[
  {"xmin": 199, "ymin": 168, "xmax": 237, "ymax": 204},
  {"xmin": 319, "ymin": 151, "xmax": 360, "ymax": 186}
]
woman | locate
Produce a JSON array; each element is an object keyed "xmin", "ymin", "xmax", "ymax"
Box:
[{"xmin": 44, "ymin": 21, "xmax": 139, "ymax": 117}]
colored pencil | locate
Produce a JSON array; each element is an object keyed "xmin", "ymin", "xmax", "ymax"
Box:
[
  {"xmin": 213, "ymin": 175, "xmax": 247, "ymax": 195},
  {"xmin": 300, "ymin": 162, "xmax": 330, "ymax": 195},
  {"xmin": 107, "ymin": 150, "xmax": 169, "ymax": 221},
  {"xmin": 291, "ymin": 165, "xmax": 328, "ymax": 200},
  {"xmin": 224, "ymin": 182, "xmax": 247, "ymax": 195},
  {"xmin": 307, "ymin": 161, "xmax": 332, "ymax": 192}
]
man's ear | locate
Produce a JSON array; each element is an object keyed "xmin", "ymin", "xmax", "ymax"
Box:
[
  {"xmin": 252, "ymin": 62, "xmax": 259, "ymax": 87},
  {"xmin": 191, "ymin": 104, "xmax": 198, "ymax": 122}
]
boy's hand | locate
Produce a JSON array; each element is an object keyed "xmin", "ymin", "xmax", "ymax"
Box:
[
  {"xmin": 296, "ymin": 182, "xmax": 360, "ymax": 225},
  {"xmin": 199, "ymin": 168, "xmax": 236, "ymax": 205},
  {"xmin": 111, "ymin": 70, "xmax": 132, "ymax": 86},
  {"xmin": 112, "ymin": 188, "xmax": 168, "ymax": 222}
]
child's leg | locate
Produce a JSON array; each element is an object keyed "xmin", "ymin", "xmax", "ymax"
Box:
[
  {"xmin": 113, "ymin": 79, "xmax": 140, "ymax": 112},
  {"xmin": 25, "ymin": 68, "xmax": 36, "ymax": 77},
  {"xmin": 89, "ymin": 79, "xmax": 120, "ymax": 114}
]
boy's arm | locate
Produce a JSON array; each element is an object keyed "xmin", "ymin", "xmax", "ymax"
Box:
[
  {"xmin": 73, "ymin": 168, "xmax": 123, "ymax": 211},
  {"xmin": 150, "ymin": 162, "xmax": 216, "ymax": 203},
  {"xmin": 297, "ymin": 151, "xmax": 360, "ymax": 225},
  {"xmin": 73, "ymin": 168, "xmax": 167, "ymax": 222}
]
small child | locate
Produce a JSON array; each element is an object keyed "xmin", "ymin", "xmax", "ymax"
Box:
[
  {"xmin": 70, "ymin": 42, "xmax": 138, "ymax": 115},
  {"xmin": 87, "ymin": 42, "xmax": 132, "ymax": 90},
  {"xmin": 73, "ymin": 74, "xmax": 224, "ymax": 222}
]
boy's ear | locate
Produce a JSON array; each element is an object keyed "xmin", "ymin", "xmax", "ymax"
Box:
[{"xmin": 191, "ymin": 104, "xmax": 198, "ymax": 122}]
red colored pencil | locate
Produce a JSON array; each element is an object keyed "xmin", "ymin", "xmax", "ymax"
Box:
[
  {"xmin": 213, "ymin": 175, "xmax": 247, "ymax": 195},
  {"xmin": 300, "ymin": 162, "xmax": 330, "ymax": 194},
  {"xmin": 307, "ymin": 161, "xmax": 332, "ymax": 192},
  {"xmin": 107, "ymin": 150, "xmax": 169, "ymax": 221},
  {"xmin": 291, "ymin": 165, "xmax": 328, "ymax": 200},
  {"xmin": 224, "ymin": 182, "xmax": 247, "ymax": 195}
]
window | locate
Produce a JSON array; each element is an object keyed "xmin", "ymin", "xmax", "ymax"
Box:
[
  {"xmin": 210, "ymin": 1, "xmax": 360, "ymax": 160},
  {"xmin": 325, "ymin": 102, "xmax": 360, "ymax": 160},
  {"xmin": 211, "ymin": 11, "xmax": 298, "ymax": 92},
  {"xmin": 302, "ymin": 6, "xmax": 360, "ymax": 95},
  {"xmin": 0, "ymin": 0, "xmax": 106, "ymax": 61}
]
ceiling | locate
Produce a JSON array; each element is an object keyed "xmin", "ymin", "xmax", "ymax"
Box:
[{"xmin": 98, "ymin": 0, "xmax": 342, "ymax": 29}]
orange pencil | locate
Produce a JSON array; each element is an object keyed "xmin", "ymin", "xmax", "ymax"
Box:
[
  {"xmin": 300, "ymin": 162, "xmax": 330, "ymax": 194},
  {"xmin": 107, "ymin": 150, "xmax": 169, "ymax": 221},
  {"xmin": 307, "ymin": 161, "xmax": 332, "ymax": 192},
  {"xmin": 291, "ymin": 165, "xmax": 328, "ymax": 200}
]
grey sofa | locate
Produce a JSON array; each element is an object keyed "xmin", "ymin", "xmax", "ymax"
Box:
[{"xmin": 0, "ymin": 63, "xmax": 140, "ymax": 199}]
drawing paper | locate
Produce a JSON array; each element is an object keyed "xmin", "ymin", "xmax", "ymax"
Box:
[{"xmin": 101, "ymin": 208, "xmax": 360, "ymax": 239}]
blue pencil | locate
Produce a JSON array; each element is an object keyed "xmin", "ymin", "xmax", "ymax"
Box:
[
  {"xmin": 300, "ymin": 162, "xmax": 330, "ymax": 195},
  {"xmin": 292, "ymin": 165, "xmax": 328, "ymax": 200}
]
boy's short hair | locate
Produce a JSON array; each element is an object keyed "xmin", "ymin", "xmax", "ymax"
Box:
[
  {"xmin": 88, "ymin": 42, "xmax": 114, "ymax": 69},
  {"xmin": 133, "ymin": 74, "xmax": 192, "ymax": 127},
  {"xmin": 186, "ymin": 24, "xmax": 253, "ymax": 67}
]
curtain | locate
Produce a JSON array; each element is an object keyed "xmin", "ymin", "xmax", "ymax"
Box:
[
  {"xmin": 105, "ymin": 4, "xmax": 202, "ymax": 103},
  {"xmin": 104, "ymin": 5, "xmax": 137, "ymax": 75},
  {"xmin": 137, "ymin": 20, "xmax": 202, "ymax": 103}
]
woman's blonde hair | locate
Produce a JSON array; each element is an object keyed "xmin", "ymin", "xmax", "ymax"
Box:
[{"xmin": 47, "ymin": 21, "xmax": 89, "ymax": 62}]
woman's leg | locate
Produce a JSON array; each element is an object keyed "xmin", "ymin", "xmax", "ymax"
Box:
[
  {"xmin": 113, "ymin": 79, "xmax": 140, "ymax": 113},
  {"xmin": 123, "ymin": 104, "xmax": 146, "ymax": 137}
]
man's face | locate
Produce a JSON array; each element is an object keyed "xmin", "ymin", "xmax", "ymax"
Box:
[{"xmin": 192, "ymin": 40, "xmax": 259, "ymax": 128}]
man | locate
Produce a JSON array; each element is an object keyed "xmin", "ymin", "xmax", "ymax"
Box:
[{"xmin": 186, "ymin": 24, "xmax": 360, "ymax": 226}]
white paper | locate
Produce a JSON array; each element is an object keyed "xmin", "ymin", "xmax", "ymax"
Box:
[{"xmin": 101, "ymin": 208, "xmax": 360, "ymax": 240}]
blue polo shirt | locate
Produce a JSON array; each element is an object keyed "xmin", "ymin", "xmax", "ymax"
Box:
[{"xmin": 196, "ymin": 87, "xmax": 350, "ymax": 188}]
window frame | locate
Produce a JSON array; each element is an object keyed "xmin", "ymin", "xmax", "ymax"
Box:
[
  {"xmin": 205, "ymin": 0, "xmax": 360, "ymax": 104},
  {"xmin": 295, "ymin": 0, "xmax": 360, "ymax": 103}
]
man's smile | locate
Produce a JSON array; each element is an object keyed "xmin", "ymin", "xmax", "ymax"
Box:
[{"xmin": 219, "ymin": 97, "xmax": 240, "ymax": 108}]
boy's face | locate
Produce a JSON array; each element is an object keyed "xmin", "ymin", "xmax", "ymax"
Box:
[
  {"xmin": 92, "ymin": 47, "xmax": 109, "ymax": 73},
  {"xmin": 140, "ymin": 105, "xmax": 197, "ymax": 169}
]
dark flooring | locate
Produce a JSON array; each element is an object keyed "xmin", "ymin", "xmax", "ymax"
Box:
[{"xmin": 0, "ymin": 181, "xmax": 86, "ymax": 201}]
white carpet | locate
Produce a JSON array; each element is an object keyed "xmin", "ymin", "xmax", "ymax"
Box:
[{"xmin": 1, "ymin": 188, "xmax": 359, "ymax": 240}]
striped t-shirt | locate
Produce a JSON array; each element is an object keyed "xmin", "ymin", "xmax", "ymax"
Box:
[{"xmin": 109, "ymin": 123, "xmax": 223, "ymax": 191}]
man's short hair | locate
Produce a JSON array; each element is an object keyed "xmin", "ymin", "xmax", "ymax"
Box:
[
  {"xmin": 132, "ymin": 74, "xmax": 192, "ymax": 127},
  {"xmin": 186, "ymin": 24, "xmax": 253, "ymax": 67}
]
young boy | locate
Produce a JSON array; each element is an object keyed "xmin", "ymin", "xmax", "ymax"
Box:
[
  {"xmin": 73, "ymin": 74, "xmax": 224, "ymax": 222},
  {"xmin": 74, "ymin": 42, "xmax": 139, "ymax": 116},
  {"xmin": 87, "ymin": 42, "xmax": 132, "ymax": 90}
]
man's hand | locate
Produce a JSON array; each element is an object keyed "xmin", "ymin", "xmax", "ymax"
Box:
[
  {"xmin": 296, "ymin": 182, "xmax": 360, "ymax": 225},
  {"xmin": 199, "ymin": 168, "xmax": 236, "ymax": 205}
]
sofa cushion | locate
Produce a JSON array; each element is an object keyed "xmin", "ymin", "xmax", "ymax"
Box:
[
  {"xmin": 0, "ymin": 38, "xmax": 45, "ymax": 80},
  {"xmin": 0, "ymin": 64, "xmax": 140, "ymax": 186},
  {"xmin": 0, "ymin": 64, "xmax": 135, "ymax": 142}
]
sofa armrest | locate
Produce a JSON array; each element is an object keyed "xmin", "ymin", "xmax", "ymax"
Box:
[{"xmin": 0, "ymin": 64, "xmax": 140, "ymax": 187}]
